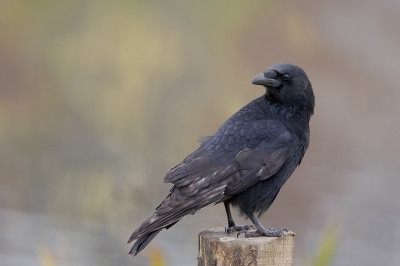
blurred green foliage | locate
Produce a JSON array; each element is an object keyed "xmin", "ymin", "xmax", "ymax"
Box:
[
  {"xmin": 0, "ymin": 0, "xmax": 280, "ymax": 228},
  {"xmin": 311, "ymin": 222, "xmax": 341, "ymax": 266}
]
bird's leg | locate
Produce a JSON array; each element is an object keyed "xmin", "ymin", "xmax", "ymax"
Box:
[
  {"xmin": 224, "ymin": 201, "xmax": 235, "ymax": 228},
  {"xmin": 224, "ymin": 201, "xmax": 254, "ymax": 235},
  {"xmin": 237, "ymin": 211, "xmax": 288, "ymax": 238}
]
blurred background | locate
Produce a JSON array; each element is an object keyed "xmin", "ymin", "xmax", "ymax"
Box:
[{"xmin": 1, "ymin": 0, "xmax": 400, "ymax": 265}]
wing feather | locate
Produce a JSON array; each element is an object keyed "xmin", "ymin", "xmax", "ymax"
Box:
[{"xmin": 129, "ymin": 119, "xmax": 295, "ymax": 242}]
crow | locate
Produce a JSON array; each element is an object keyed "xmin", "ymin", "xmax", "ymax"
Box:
[{"xmin": 128, "ymin": 63, "xmax": 315, "ymax": 256}]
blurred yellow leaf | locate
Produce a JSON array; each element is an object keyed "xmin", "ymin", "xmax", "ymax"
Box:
[
  {"xmin": 148, "ymin": 246, "xmax": 166, "ymax": 266},
  {"xmin": 38, "ymin": 245, "xmax": 57, "ymax": 266}
]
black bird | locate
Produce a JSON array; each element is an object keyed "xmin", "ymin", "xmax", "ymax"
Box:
[{"xmin": 128, "ymin": 63, "xmax": 315, "ymax": 256}]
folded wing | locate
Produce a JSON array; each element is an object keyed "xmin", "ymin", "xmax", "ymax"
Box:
[{"xmin": 128, "ymin": 119, "xmax": 295, "ymax": 243}]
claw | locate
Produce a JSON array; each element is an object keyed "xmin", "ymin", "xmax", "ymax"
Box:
[
  {"xmin": 265, "ymin": 228, "xmax": 287, "ymax": 237},
  {"xmin": 237, "ymin": 228, "xmax": 290, "ymax": 238},
  {"xmin": 245, "ymin": 224, "xmax": 255, "ymax": 230},
  {"xmin": 225, "ymin": 224, "xmax": 255, "ymax": 235},
  {"xmin": 245, "ymin": 230, "xmax": 262, "ymax": 238}
]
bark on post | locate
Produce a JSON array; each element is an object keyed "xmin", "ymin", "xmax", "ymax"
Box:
[{"xmin": 198, "ymin": 227, "xmax": 295, "ymax": 266}]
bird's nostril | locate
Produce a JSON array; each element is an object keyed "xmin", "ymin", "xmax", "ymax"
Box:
[{"xmin": 263, "ymin": 70, "xmax": 278, "ymax": 79}]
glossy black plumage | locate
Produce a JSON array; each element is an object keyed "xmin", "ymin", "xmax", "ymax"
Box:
[{"xmin": 128, "ymin": 63, "xmax": 315, "ymax": 256}]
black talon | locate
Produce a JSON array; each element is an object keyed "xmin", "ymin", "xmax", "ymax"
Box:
[
  {"xmin": 225, "ymin": 224, "xmax": 256, "ymax": 235},
  {"xmin": 224, "ymin": 202, "xmax": 255, "ymax": 236},
  {"xmin": 245, "ymin": 224, "xmax": 254, "ymax": 230},
  {"xmin": 223, "ymin": 202, "xmax": 288, "ymax": 239}
]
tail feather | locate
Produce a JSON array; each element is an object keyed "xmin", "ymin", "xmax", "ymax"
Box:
[{"xmin": 128, "ymin": 229, "xmax": 163, "ymax": 256}]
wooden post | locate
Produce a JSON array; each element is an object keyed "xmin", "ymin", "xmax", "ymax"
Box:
[{"xmin": 198, "ymin": 227, "xmax": 295, "ymax": 266}]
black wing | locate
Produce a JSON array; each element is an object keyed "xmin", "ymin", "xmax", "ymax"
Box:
[{"xmin": 128, "ymin": 119, "xmax": 295, "ymax": 243}]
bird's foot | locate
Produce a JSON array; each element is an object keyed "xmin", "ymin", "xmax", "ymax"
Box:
[
  {"xmin": 237, "ymin": 228, "xmax": 288, "ymax": 238},
  {"xmin": 225, "ymin": 224, "xmax": 254, "ymax": 235}
]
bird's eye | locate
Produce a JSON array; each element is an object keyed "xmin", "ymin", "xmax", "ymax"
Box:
[{"xmin": 282, "ymin": 74, "xmax": 291, "ymax": 81}]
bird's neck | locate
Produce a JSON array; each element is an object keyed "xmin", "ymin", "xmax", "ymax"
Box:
[{"xmin": 264, "ymin": 96, "xmax": 312, "ymax": 123}]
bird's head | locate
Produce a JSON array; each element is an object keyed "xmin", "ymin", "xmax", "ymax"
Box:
[{"xmin": 252, "ymin": 63, "xmax": 315, "ymax": 117}]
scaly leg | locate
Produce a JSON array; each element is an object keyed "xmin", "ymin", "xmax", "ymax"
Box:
[
  {"xmin": 223, "ymin": 201, "xmax": 254, "ymax": 234},
  {"xmin": 237, "ymin": 211, "xmax": 288, "ymax": 238}
]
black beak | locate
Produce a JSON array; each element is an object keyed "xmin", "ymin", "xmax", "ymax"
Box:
[{"xmin": 251, "ymin": 73, "xmax": 282, "ymax": 88}]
